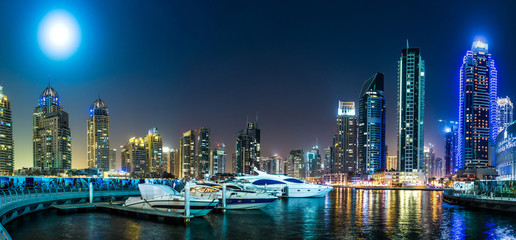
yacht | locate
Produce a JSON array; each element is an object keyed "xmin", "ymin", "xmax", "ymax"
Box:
[
  {"xmin": 123, "ymin": 184, "xmax": 219, "ymax": 217},
  {"xmin": 235, "ymin": 168, "xmax": 333, "ymax": 198},
  {"xmin": 187, "ymin": 183, "xmax": 278, "ymax": 210}
]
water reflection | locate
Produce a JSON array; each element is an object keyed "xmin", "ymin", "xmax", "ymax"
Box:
[{"xmin": 5, "ymin": 189, "xmax": 516, "ymax": 239}]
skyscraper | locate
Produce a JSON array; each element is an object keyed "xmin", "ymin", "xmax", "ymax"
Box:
[
  {"xmin": 109, "ymin": 149, "xmax": 117, "ymax": 171},
  {"xmin": 323, "ymin": 147, "xmax": 333, "ymax": 175},
  {"xmin": 210, "ymin": 144, "xmax": 226, "ymax": 174},
  {"xmin": 357, "ymin": 73, "xmax": 386, "ymax": 176},
  {"xmin": 121, "ymin": 137, "xmax": 146, "ymax": 174},
  {"xmin": 33, "ymin": 85, "xmax": 72, "ymax": 170},
  {"xmin": 0, "ymin": 86, "xmax": 13, "ymax": 175},
  {"xmin": 458, "ymin": 41, "xmax": 498, "ymax": 169},
  {"xmin": 235, "ymin": 121, "xmax": 260, "ymax": 174},
  {"xmin": 179, "ymin": 130, "xmax": 196, "ymax": 178},
  {"xmin": 386, "ymin": 155, "xmax": 397, "ymax": 171},
  {"xmin": 196, "ymin": 127, "xmax": 211, "ymax": 177},
  {"xmin": 397, "ymin": 43, "xmax": 425, "ymax": 172},
  {"xmin": 444, "ymin": 124, "xmax": 458, "ymax": 176},
  {"xmin": 306, "ymin": 146, "xmax": 321, "ymax": 177},
  {"xmin": 145, "ymin": 128, "xmax": 163, "ymax": 173},
  {"xmin": 497, "ymin": 97, "xmax": 513, "ymax": 133},
  {"xmin": 87, "ymin": 98, "xmax": 109, "ymax": 170},
  {"xmin": 286, "ymin": 149, "xmax": 304, "ymax": 179},
  {"xmin": 334, "ymin": 101, "xmax": 357, "ymax": 173}
]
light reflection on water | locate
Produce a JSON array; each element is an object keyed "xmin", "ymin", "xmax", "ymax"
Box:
[{"xmin": 5, "ymin": 188, "xmax": 516, "ymax": 239}]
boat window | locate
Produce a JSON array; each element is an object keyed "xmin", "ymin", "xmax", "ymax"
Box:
[
  {"xmin": 252, "ymin": 179, "xmax": 285, "ymax": 185},
  {"xmin": 284, "ymin": 178, "xmax": 304, "ymax": 183}
]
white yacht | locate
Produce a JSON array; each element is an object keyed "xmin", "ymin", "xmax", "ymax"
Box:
[
  {"xmin": 123, "ymin": 184, "xmax": 219, "ymax": 217},
  {"xmin": 188, "ymin": 183, "xmax": 278, "ymax": 210},
  {"xmin": 235, "ymin": 168, "xmax": 333, "ymax": 198}
]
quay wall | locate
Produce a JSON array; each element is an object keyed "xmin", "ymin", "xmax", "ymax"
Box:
[{"xmin": 443, "ymin": 194, "xmax": 516, "ymax": 212}]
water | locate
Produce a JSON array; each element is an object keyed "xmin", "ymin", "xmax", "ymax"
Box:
[{"xmin": 6, "ymin": 188, "xmax": 516, "ymax": 239}]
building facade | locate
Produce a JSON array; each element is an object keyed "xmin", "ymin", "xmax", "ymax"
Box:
[
  {"xmin": 179, "ymin": 130, "xmax": 196, "ymax": 178},
  {"xmin": 334, "ymin": 101, "xmax": 357, "ymax": 173},
  {"xmin": 496, "ymin": 122, "xmax": 516, "ymax": 180},
  {"xmin": 287, "ymin": 149, "xmax": 304, "ymax": 179},
  {"xmin": 87, "ymin": 98, "xmax": 109, "ymax": 170},
  {"xmin": 210, "ymin": 144, "xmax": 226, "ymax": 174},
  {"xmin": 0, "ymin": 86, "xmax": 13, "ymax": 175},
  {"xmin": 109, "ymin": 149, "xmax": 117, "ymax": 171},
  {"xmin": 33, "ymin": 85, "xmax": 72, "ymax": 170},
  {"xmin": 497, "ymin": 97, "xmax": 513, "ymax": 133},
  {"xmin": 145, "ymin": 128, "xmax": 163, "ymax": 173},
  {"xmin": 121, "ymin": 137, "xmax": 146, "ymax": 174},
  {"xmin": 458, "ymin": 41, "xmax": 498, "ymax": 169},
  {"xmin": 386, "ymin": 155, "xmax": 397, "ymax": 171},
  {"xmin": 397, "ymin": 44, "xmax": 425, "ymax": 172},
  {"xmin": 444, "ymin": 124, "xmax": 458, "ymax": 176},
  {"xmin": 357, "ymin": 73, "xmax": 386, "ymax": 176},
  {"xmin": 306, "ymin": 146, "xmax": 321, "ymax": 177},
  {"xmin": 196, "ymin": 127, "xmax": 211, "ymax": 177},
  {"xmin": 261, "ymin": 155, "xmax": 282, "ymax": 174},
  {"xmin": 235, "ymin": 122, "xmax": 260, "ymax": 174}
]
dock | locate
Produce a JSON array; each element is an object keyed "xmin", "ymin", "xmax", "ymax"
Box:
[{"xmin": 53, "ymin": 202, "xmax": 192, "ymax": 224}]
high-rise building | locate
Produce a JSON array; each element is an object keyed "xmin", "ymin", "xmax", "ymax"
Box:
[
  {"xmin": 235, "ymin": 122, "xmax": 260, "ymax": 174},
  {"xmin": 0, "ymin": 86, "xmax": 13, "ymax": 175},
  {"xmin": 498, "ymin": 97, "xmax": 513, "ymax": 133},
  {"xmin": 87, "ymin": 98, "xmax": 109, "ymax": 170},
  {"xmin": 109, "ymin": 149, "xmax": 117, "ymax": 171},
  {"xmin": 323, "ymin": 147, "xmax": 333, "ymax": 175},
  {"xmin": 260, "ymin": 155, "xmax": 282, "ymax": 174},
  {"xmin": 179, "ymin": 130, "xmax": 196, "ymax": 178},
  {"xmin": 286, "ymin": 149, "xmax": 304, "ymax": 179},
  {"xmin": 196, "ymin": 127, "xmax": 211, "ymax": 177},
  {"xmin": 386, "ymin": 155, "xmax": 397, "ymax": 171},
  {"xmin": 306, "ymin": 146, "xmax": 321, "ymax": 177},
  {"xmin": 145, "ymin": 128, "xmax": 163, "ymax": 173},
  {"xmin": 121, "ymin": 137, "xmax": 146, "ymax": 174},
  {"xmin": 397, "ymin": 43, "xmax": 425, "ymax": 172},
  {"xmin": 334, "ymin": 101, "xmax": 357, "ymax": 173},
  {"xmin": 423, "ymin": 145, "xmax": 435, "ymax": 181},
  {"xmin": 357, "ymin": 73, "xmax": 386, "ymax": 176},
  {"xmin": 33, "ymin": 85, "xmax": 72, "ymax": 170},
  {"xmin": 458, "ymin": 41, "xmax": 498, "ymax": 169},
  {"xmin": 210, "ymin": 143, "xmax": 226, "ymax": 174},
  {"xmin": 444, "ymin": 124, "xmax": 458, "ymax": 176}
]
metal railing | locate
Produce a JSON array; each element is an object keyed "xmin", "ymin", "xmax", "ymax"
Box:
[{"xmin": 0, "ymin": 185, "xmax": 139, "ymax": 207}]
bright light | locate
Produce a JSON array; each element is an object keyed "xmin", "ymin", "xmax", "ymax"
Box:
[{"xmin": 38, "ymin": 10, "xmax": 81, "ymax": 60}]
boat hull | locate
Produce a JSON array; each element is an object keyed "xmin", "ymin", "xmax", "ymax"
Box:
[
  {"xmin": 124, "ymin": 198, "xmax": 218, "ymax": 217},
  {"xmin": 224, "ymin": 198, "xmax": 277, "ymax": 209}
]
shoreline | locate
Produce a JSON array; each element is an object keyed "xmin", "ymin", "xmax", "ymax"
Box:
[{"xmin": 333, "ymin": 186, "xmax": 444, "ymax": 191}]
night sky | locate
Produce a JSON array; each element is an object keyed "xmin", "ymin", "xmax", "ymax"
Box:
[{"xmin": 1, "ymin": 1, "xmax": 516, "ymax": 170}]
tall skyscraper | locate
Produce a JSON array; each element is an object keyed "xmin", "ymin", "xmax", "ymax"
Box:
[
  {"xmin": 397, "ymin": 43, "xmax": 425, "ymax": 172},
  {"xmin": 334, "ymin": 101, "xmax": 357, "ymax": 173},
  {"xmin": 458, "ymin": 41, "xmax": 498, "ymax": 169},
  {"xmin": 33, "ymin": 85, "xmax": 72, "ymax": 170},
  {"xmin": 210, "ymin": 143, "xmax": 226, "ymax": 174},
  {"xmin": 323, "ymin": 147, "xmax": 333, "ymax": 175},
  {"xmin": 386, "ymin": 155, "xmax": 397, "ymax": 171},
  {"xmin": 286, "ymin": 149, "xmax": 304, "ymax": 179},
  {"xmin": 121, "ymin": 137, "xmax": 146, "ymax": 174},
  {"xmin": 444, "ymin": 124, "xmax": 458, "ymax": 176},
  {"xmin": 145, "ymin": 128, "xmax": 163, "ymax": 173},
  {"xmin": 109, "ymin": 149, "xmax": 117, "ymax": 171},
  {"xmin": 423, "ymin": 145, "xmax": 435, "ymax": 181},
  {"xmin": 0, "ymin": 86, "xmax": 13, "ymax": 175},
  {"xmin": 87, "ymin": 98, "xmax": 109, "ymax": 170},
  {"xmin": 196, "ymin": 127, "xmax": 211, "ymax": 177},
  {"xmin": 235, "ymin": 121, "xmax": 260, "ymax": 174},
  {"xmin": 497, "ymin": 97, "xmax": 513, "ymax": 133},
  {"xmin": 179, "ymin": 130, "xmax": 196, "ymax": 178},
  {"xmin": 357, "ymin": 73, "xmax": 386, "ymax": 176},
  {"xmin": 261, "ymin": 155, "xmax": 282, "ymax": 174},
  {"xmin": 306, "ymin": 146, "xmax": 321, "ymax": 177}
]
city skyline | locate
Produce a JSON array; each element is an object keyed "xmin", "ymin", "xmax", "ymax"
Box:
[{"xmin": 2, "ymin": 1, "xmax": 516, "ymax": 170}]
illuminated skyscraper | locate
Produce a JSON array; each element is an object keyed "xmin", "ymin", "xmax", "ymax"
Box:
[
  {"xmin": 196, "ymin": 127, "xmax": 211, "ymax": 177},
  {"xmin": 121, "ymin": 137, "xmax": 146, "ymax": 174},
  {"xmin": 210, "ymin": 144, "xmax": 226, "ymax": 174},
  {"xmin": 235, "ymin": 122, "xmax": 260, "ymax": 174},
  {"xmin": 307, "ymin": 145, "xmax": 321, "ymax": 177},
  {"xmin": 87, "ymin": 98, "xmax": 109, "ymax": 170},
  {"xmin": 386, "ymin": 155, "xmax": 397, "ymax": 171},
  {"xmin": 458, "ymin": 41, "xmax": 498, "ymax": 169},
  {"xmin": 0, "ymin": 86, "xmax": 13, "ymax": 175},
  {"xmin": 33, "ymin": 84, "xmax": 72, "ymax": 170},
  {"xmin": 286, "ymin": 149, "xmax": 304, "ymax": 179},
  {"xmin": 179, "ymin": 130, "xmax": 196, "ymax": 178},
  {"xmin": 444, "ymin": 125, "xmax": 458, "ymax": 176},
  {"xmin": 334, "ymin": 101, "xmax": 357, "ymax": 173},
  {"xmin": 497, "ymin": 97, "xmax": 513, "ymax": 133},
  {"xmin": 145, "ymin": 128, "xmax": 163, "ymax": 173},
  {"xmin": 397, "ymin": 43, "xmax": 425, "ymax": 172},
  {"xmin": 109, "ymin": 149, "xmax": 117, "ymax": 171},
  {"xmin": 357, "ymin": 73, "xmax": 386, "ymax": 176}
]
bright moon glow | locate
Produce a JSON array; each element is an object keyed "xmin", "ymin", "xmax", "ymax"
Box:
[{"xmin": 38, "ymin": 10, "xmax": 81, "ymax": 60}]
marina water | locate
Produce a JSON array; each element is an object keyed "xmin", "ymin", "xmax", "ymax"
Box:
[{"xmin": 6, "ymin": 187, "xmax": 516, "ymax": 239}]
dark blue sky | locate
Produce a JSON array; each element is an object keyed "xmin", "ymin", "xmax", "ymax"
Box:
[{"xmin": 1, "ymin": 1, "xmax": 515, "ymax": 169}]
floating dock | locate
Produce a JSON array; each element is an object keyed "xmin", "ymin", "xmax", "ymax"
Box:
[{"xmin": 53, "ymin": 202, "xmax": 192, "ymax": 224}]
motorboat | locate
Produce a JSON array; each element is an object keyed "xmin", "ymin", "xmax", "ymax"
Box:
[
  {"xmin": 123, "ymin": 184, "xmax": 219, "ymax": 217},
  {"xmin": 187, "ymin": 183, "xmax": 278, "ymax": 210},
  {"xmin": 235, "ymin": 168, "xmax": 333, "ymax": 198}
]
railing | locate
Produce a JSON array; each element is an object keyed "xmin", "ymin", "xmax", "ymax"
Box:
[{"xmin": 0, "ymin": 185, "xmax": 139, "ymax": 207}]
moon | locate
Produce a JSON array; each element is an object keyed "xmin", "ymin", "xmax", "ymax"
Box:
[{"xmin": 38, "ymin": 10, "xmax": 81, "ymax": 60}]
